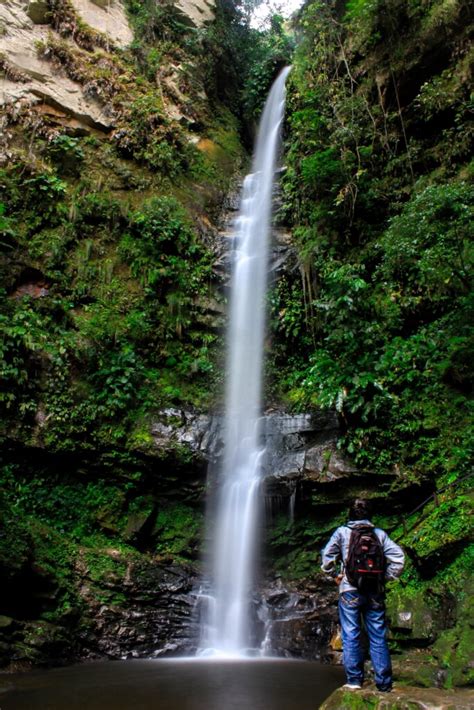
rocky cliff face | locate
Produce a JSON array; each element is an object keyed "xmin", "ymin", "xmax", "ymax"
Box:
[
  {"xmin": 0, "ymin": 0, "xmax": 472, "ymax": 695},
  {"xmin": 0, "ymin": 0, "xmax": 215, "ymax": 138},
  {"xmin": 1, "ymin": 0, "xmax": 119, "ymax": 133},
  {"xmin": 0, "ymin": 403, "xmax": 354, "ymax": 667},
  {"xmin": 267, "ymin": 0, "xmax": 473, "ymax": 692},
  {"xmin": 0, "ymin": 0, "xmax": 235, "ymax": 671}
]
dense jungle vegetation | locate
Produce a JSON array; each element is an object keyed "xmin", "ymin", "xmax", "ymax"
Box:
[
  {"xmin": 266, "ymin": 0, "xmax": 473, "ymax": 686},
  {"xmin": 0, "ymin": 0, "xmax": 472, "ymax": 687}
]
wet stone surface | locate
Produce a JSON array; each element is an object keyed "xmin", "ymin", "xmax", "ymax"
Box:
[
  {"xmin": 258, "ymin": 578, "xmax": 339, "ymax": 661},
  {"xmin": 147, "ymin": 408, "xmax": 347, "ymax": 483},
  {"xmin": 76, "ymin": 557, "xmax": 200, "ymax": 660}
]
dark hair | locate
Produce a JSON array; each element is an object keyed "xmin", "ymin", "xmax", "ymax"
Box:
[{"xmin": 349, "ymin": 498, "xmax": 372, "ymax": 520}]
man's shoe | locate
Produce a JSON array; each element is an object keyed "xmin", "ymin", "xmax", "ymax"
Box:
[
  {"xmin": 376, "ymin": 686, "xmax": 392, "ymax": 693},
  {"xmin": 343, "ymin": 683, "xmax": 362, "ymax": 690}
]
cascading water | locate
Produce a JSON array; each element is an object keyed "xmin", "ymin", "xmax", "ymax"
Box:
[{"xmin": 199, "ymin": 66, "xmax": 291, "ymax": 656}]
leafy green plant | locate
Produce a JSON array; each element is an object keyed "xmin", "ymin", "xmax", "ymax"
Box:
[
  {"xmin": 154, "ymin": 503, "xmax": 203, "ymax": 560},
  {"xmin": 119, "ymin": 196, "xmax": 210, "ymax": 302},
  {"xmin": 242, "ymin": 15, "xmax": 294, "ymax": 120},
  {"xmin": 0, "ymin": 201, "xmax": 16, "ymax": 249},
  {"xmin": 378, "ymin": 181, "xmax": 473, "ymax": 306}
]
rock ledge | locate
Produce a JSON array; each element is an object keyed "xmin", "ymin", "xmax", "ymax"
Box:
[{"xmin": 319, "ymin": 685, "xmax": 474, "ymax": 710}]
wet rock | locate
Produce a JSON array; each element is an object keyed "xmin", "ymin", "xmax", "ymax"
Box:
[
  {"xmin": 77, "ymin": 556, "xmax": 200, "ymax": 659},
  {"xmin": 124, "ymin": 507, "xmax": 155, "ymax": 543},
  {"xmin": 11, "ymin": 620, "xmax": 74, "ymax": 665},
  {"xmin": 144, "ymin": 408, "xmax": 349, "ymax": 496},
  {"xmin": 430, "ymin": 613, "xmax": 474, "ymax": 689},
  {"xmin": 319, "ymin": 685, "xmax": 474, "ymax": 709},
  {"xmin": 261, "ymin": 412, "xmax": 344, "ymax": 496},
  {"xmin": 269, "ymin": 228, "xmax": 298, "ymax": 277},
  {"xmin": 391, "ymin": 648, "xmax": 441, "ymax": 688},
  {"xmin": 259, "ymin": 578, "xmax": 339, "ymax": 660},
  {"xmin": 146, "ymin": 409, "xmax": 344, "ymax": 481},
  {"xmin": 265, "ymin": 450, "xmax": 305, "ymax": 479},
  {"xmin": 149, "ymin": 409, "xmax": 222, "ymax": 462}
]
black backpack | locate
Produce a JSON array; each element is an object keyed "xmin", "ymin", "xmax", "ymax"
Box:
[{"xmin": 345, "ymin": 524, "xmax": 385, "ymax": 594}]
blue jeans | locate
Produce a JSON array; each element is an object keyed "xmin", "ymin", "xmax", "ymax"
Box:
[{"xmin": 338, "ymin": 590, "xmax": 392, "ymax": 690}]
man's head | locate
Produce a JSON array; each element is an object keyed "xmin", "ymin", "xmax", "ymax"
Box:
[{"xmin": 349, "ymin": 498, "xmax": 372, "ymax": 520}]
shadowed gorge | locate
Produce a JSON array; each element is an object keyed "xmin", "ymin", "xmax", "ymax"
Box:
[{"xmin": 0, "ymin": 0, "xmax": 473, "ymax": 707}]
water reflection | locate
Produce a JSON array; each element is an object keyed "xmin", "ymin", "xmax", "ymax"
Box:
[{"xmin": 0, "ymin": 659, "xmax": 344, "ymax": 710}]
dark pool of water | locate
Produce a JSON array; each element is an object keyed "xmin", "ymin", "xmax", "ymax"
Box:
[{"xmin": 0, "ymin": 659, "xmax": 344, "ymax": 710}]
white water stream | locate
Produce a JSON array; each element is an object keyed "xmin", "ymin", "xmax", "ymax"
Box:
[{"xmin": 200, "ymin": 67, "xmax": 291, "ymax": 656}]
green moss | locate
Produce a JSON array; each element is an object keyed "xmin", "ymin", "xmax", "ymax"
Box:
[
  {"xmin": 0, "ymin": 465, "xmax": 127, "ymax": 540},
  {"xmin": 430, "ymin": 580, "xmax": 474, "ymax": 688},
  {"xmin": 0, "ymin": 486, "xmax": 32, "ymax": 578},
  {"xmin": 405, "ymin": 493, "xmax": 473, "ymax": 559},
  {"xmin": 386, "ymin": 588, "xmax": 436, "ymax": 641},
  {"xmin": 154, "ymin": 503, "xmax": 203, "ymax": 560},
  {"xmin": 322, "ymin": 689, "xmax": 379, "ymax": 710},
  {"xmin": 83, "ymin": 549, "xmax": 127, "ymax": 585},
  {"xmin": 266, "ymin": 511, "xmax": 347, "ymax": 581}
]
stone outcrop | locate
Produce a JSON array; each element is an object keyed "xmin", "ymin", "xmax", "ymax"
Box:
[
  {"xmin": 145, "ymin": 408, "xmax": 354, "ymax": 488},
  {"xmin": 0, "ymin": 0, "xmax": 125, "ymax": 134},
  {"xmin": 259, "ymin": 577, "xmax": 339, "ymax": 661},
  {"xmin": 319, "ymin": 685, "xmax": 474, "ymax": 710},
  {"xmin": 262, "ymin": 411, "xmax": 346, "ymax": 484},
  {"xmin": 69, "ymin": 0, "xmax": 133, "ymax": 46},
  {"xmin": 76, "ymin": 553, "xmax": 200, "ymax": 659},
  {"xmin": 0, "ymin": 549, "xmax": 200, "ymax": 667},
  {"xmin": 0, "ymin": 0, "xmax": 215, "ymax": 139},
  {"xmin": 212, "ymin": 187, "xmax": 300, "ymax": 284},
  {"xmin": 175, "ymin": 0, "xmax": 214, "ymax": 27},
  {"xmin": 148, "ymin": 408, "xmax": 222, "ymax": 463},
  {"xmin": 386, "ymin": 588, "xmax": 436, "ymax": 643}
]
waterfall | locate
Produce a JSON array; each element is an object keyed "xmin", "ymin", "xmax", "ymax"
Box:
[{"xmin": 200, "ymin": 67, "xmax": 291, "ymax": 656}]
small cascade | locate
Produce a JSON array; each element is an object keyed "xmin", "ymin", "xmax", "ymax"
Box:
[
  {"xmin": 199, "ymin": 67, "xmax": 291, "ymax": 656},
  {"xmin": 289, "ymin": 487, "xmax": 296, "ymax": 526}
]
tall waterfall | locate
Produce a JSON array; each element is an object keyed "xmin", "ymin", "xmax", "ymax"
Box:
[{"xmin": 200, "ymin": 67, "xmax": 291, "ymax": 656}]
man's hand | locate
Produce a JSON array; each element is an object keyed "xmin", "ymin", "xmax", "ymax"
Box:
[{"xmin": 335, "ymin": 574, "xmax": 343, "ymax": 585}]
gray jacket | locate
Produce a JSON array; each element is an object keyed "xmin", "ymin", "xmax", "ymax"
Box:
[{"xmin": 321, "ymin": 519, "xmax": 405, "ymax": 594}]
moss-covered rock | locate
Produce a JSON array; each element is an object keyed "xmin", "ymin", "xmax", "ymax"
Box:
[
  {"xmin": 386, "ymin": 588, "xmax": 436, "ymax": 643},
  {"xmin": 319, "ymin": 685, "xmax": 474, "ymax": 710},
  {"xmin": 429, "ymin": 580, "xmax": 474, "ymax": 688}
]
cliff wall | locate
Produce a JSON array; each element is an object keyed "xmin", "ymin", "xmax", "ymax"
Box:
[
  {"xmin": 0, "ymin": 0, "xmax": 472, "ymax": 693},
  {"xmin": 0, "ymin": 0, "xmax": 241, "ymax": 668}
]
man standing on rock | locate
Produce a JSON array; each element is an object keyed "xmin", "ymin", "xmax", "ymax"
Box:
[{"xmin": 321, "ymin": 498, "xmax": 405, "ymax": 693}]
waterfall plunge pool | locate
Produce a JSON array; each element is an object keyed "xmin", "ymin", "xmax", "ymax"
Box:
[{"xmin": 0, "ymin": 659, "xmax": 344, "ymax": 709}]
